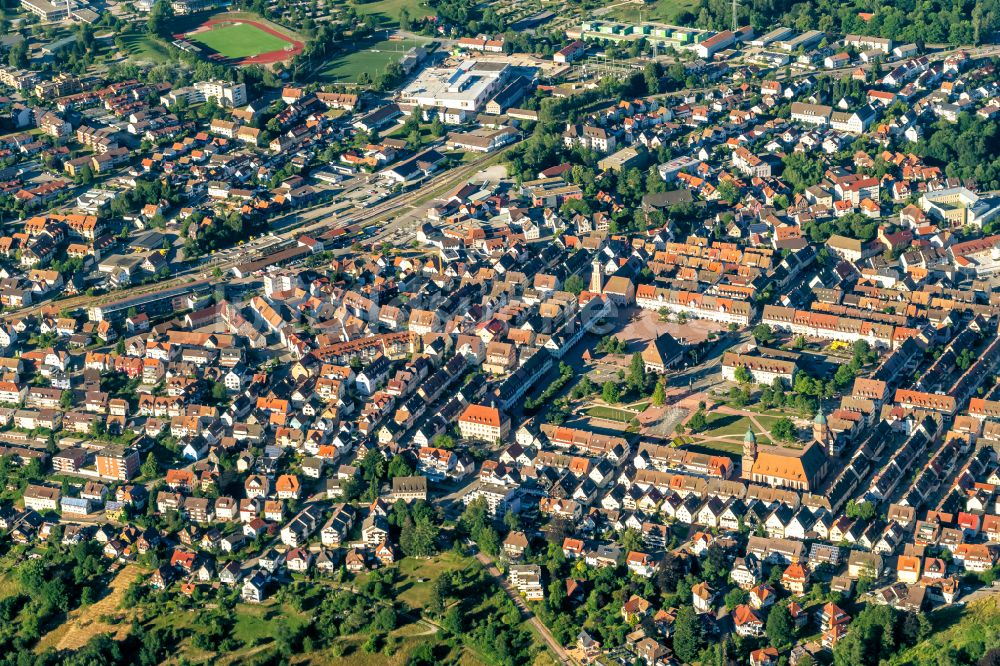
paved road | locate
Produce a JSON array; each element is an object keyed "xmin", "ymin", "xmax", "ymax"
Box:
[{"xmin": 474, "ymin": 552, "xmax": 573, "ymax": 665}]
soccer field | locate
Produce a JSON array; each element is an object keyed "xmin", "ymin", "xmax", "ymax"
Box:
[
  {"xmin": 318, "ymin": 36, "xmax": 430, "ymax": 82},
  {"xmin": 188, "ymin": 23, "xmax": 290, "ymax": 59}
]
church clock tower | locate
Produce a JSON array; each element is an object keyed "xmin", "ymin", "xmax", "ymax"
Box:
[
  {"xmin": 741, "ymin": 426, "xmax": 757, "ymax": 481},
  {"xmin": 590, "ymin": 257, "xmax": 603, "ymax": 294},
  {"xmin": 813, "ymin": 408, "xmax": 836, "ymax": 456}
]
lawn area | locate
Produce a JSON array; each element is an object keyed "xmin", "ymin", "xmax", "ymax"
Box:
[
  {"xmin": 889, "ymin": 595, "xmax": 1000, "ymax": 665},
  {"xmin": 187, "ymin": 23, "xmax": 290, "ymax": 59},
  {"xmin": 587, "ymin": 405, "xmax": 638, "ymax": 422},
  {"xmin": 681, "ymin": 440, "xmax": 744, "ymax": 457},
  {"xmin": 352, "ymin": 0, "xmax": 426, "ymax": 27},
  {"xmin": 601, "ymin": 0, "xmax": 699, "ymax": 25},
  {"xmin": 392, "ymin": 552, "xmax": 467, "ymax": 610},
  {"xmin": 0, "ymin": 573, "xmax": 20, "ymax": 599},
  {"xmin": 317, "ymin": 35, "xmax": 431, "ymax": 83},
  {"xmin": 143, "ymin": 597, "xmax": 313, "ymax": 665},
  {"xmin": 753, "ymin": 414, "xmax": 786, "ymax": 430},
  {"xmin": 387, "ymin": 123, "xmax": 433, "ymax": 141},
  {"xmin": 699, "ymin": 412, "xmax": 753, "ymax": 437},
  {"xmin": 230, "ymin": 604, "xmax": 301, "ymax": 648},
  {"xmin": 685, "ymin": 412, "xmax": 782, "ymax": 456},
  {"xmin": 118, "ymin": 33, "xmax": 173, "ymax": 64}
]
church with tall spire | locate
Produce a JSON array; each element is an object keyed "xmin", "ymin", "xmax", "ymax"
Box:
[{"xmin": 740, "ymin": 409, "xmax": 831, "ymax": 492}]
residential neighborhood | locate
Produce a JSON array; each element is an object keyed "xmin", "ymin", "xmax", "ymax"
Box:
[{"xmin": 0, "ymin": 1, "xmax": 999, "ymax": 665}]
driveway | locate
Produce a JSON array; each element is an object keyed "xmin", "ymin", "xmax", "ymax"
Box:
[{"xmin": 474, "ymin": 552, "xmax": 574, "ymax": 665}]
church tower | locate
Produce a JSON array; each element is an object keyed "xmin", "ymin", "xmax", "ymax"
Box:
[
  {"xmin": 741, "ymin": 426, "xmax": 757, "ymax": 481},
  {"xmin": 813, "ymin": 407, "xmax": 835, "ymax": 456},
  {"xmin": 590, "ymin": 257, "xmax": 603, "ymax": 294}
]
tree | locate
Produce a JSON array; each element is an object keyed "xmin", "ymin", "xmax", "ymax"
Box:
[
  {"xmin": 688, "ymin": 409, "xmax": 708, "ymax": 432},
  {"xmin": 373, "ymin": 607, "xmax": 398, "ymax": 632},
  {"xmin": 427, "ymin": 573, "xmax": 450, "ymax": 616},
  {"xmin": 782, "ymin": 151, "xmax": 825, "ymax": 192},
  {"xmin": 851, "ymin": 340, "xmax": 876, "ymax": 367},
  {"xmin": 651, "ymin": 381, "xmax": 666, "ymax": 406},
  {"xmin": 701, "ymin": 544, "xmax": 730, "ymax": 582},
  {"xmin": 733, "ymin": 365, "xmax": 753, "ymax": 385},
  {"xmin": 442, "ymin": 606, "xmax": 463, "ymax": 635},
  {"xmin": 477, "ymin": 525, "xmax": 500, "ymax": 556},
  {"xmin": 643, "ymin": 62, "xmax": 662, "ymax": 95},
  {"xmin": 724, "ymin": 587, "xmax": 748, "ymax": 611},
  {"xmin": 771, "ymin": 417, "xmax": 796, "ymax": 442},
  {"xmin": 766, "ymin": 603, "xmax": 795, "ymax": 648},
  {"xmin": 621, "ymin": 528, "xmax": 643, "ymax": 553},
  {"xmin": 141, "ymin": 453, "xmax": 158, "ymax": 478},
  {"xmin": 833, "ymin": 364, "xmax": 856, "ymax": 390},
  {"xmin": 8, "ymin": 40, "xmax": 27, "ymax": 69},
  {"xmin": 146, "ymin": 0, "xmax": 173, "ymax": 36},
  {"xmin": 752, "ymin": 324, "xmax": 773, "ymax": 344},
  {"xmin": 429, "ymin": 115, "xmax": 445, "ymax": 138},
  {"xmin": 672, "ymin": 606, "xmax": 703, "ymax": 663},
  {"xmin": 628, "ymin": 352, "xmax": 646, "ymax": 393},
  {"xmin": 60, "ymin": 390, "xmax": 75, "ymax": 410},
  {"xmin": 387, "ymin": 454, "xmax": 414, "ymax": 479},
  {"xmin": 431, "ymin": 434, "xmax": 454, "ymax": 449},
  {"xmin": 845, "ymin": 499, "xmax": 876, "ymax": 521},
  {"xmin": 655, "ymin": 553, "xmax": 687, "ymax": 594},
  {"xmin": 900, "ymin": 611, "xmax": 930, "ymax": 645},
  {"xmin": 601, "ymin": 381, "xmax": 621, "ymax": 403},
  {"xmin": 717, "ymin": 179, "xmax": 740, "ymax": 204},
  {"xmin": 399, "ymin": 516, "xmax": 439, "ymax": 557},
  {"xmin": 210, "ymin": 382, "xmax": 228, "ymax": 403},
  {"xmin": 832, "ymin": 605, "xmax": 899, "ymax": 666},
  {"xmin": 564, "ymin": 274, "xmax": 585, "ymax": 295}
]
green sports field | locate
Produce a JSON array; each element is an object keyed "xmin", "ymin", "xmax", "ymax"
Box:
[
  {"xmin": 317, "ymin": 35, "xmax": 430, "ymax": 83},
  {"xmin": 187, "ymin": 23, "xmax": 289, "ymax": 59}
]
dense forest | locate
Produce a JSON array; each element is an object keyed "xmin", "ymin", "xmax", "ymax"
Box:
[{"xmin": 909, "ymin": 113, "xmax": 1000, "ymax": 188}]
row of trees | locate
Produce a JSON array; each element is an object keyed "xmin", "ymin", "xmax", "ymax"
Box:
[{"xmin": 690, "ymin": 0, "xmax": 1000, "ymax": 45}]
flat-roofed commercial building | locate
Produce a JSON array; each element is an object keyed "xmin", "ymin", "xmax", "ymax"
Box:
[
  {"xmin": 21, "ymin": 0, "xmax": 68, "ymax": 20},
  {"xmin": 399, "ymin": 60, "xmax": 513, "ymax": 122}
]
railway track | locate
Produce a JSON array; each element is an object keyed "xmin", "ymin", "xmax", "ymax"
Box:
[{"xmin": 4, "ymin": 142, "xmax": 520, "ymax": 322}]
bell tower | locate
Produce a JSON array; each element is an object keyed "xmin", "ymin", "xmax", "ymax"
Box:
[
  {"xmin": 741, "ymin": 426, "xmax": 757, "ymax": 481},
  {"xmin": 814, "ymin": 407, "xmax": 834, "ymax": 455},
  {"xmin": 590, "ymin": 257, "xmax": 603, "ymax": 294}
]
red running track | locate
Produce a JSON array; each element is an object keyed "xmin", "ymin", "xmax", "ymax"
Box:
[{"xmin": 186, "ymin": 18, "xmax": 304, "ymax": 65}]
